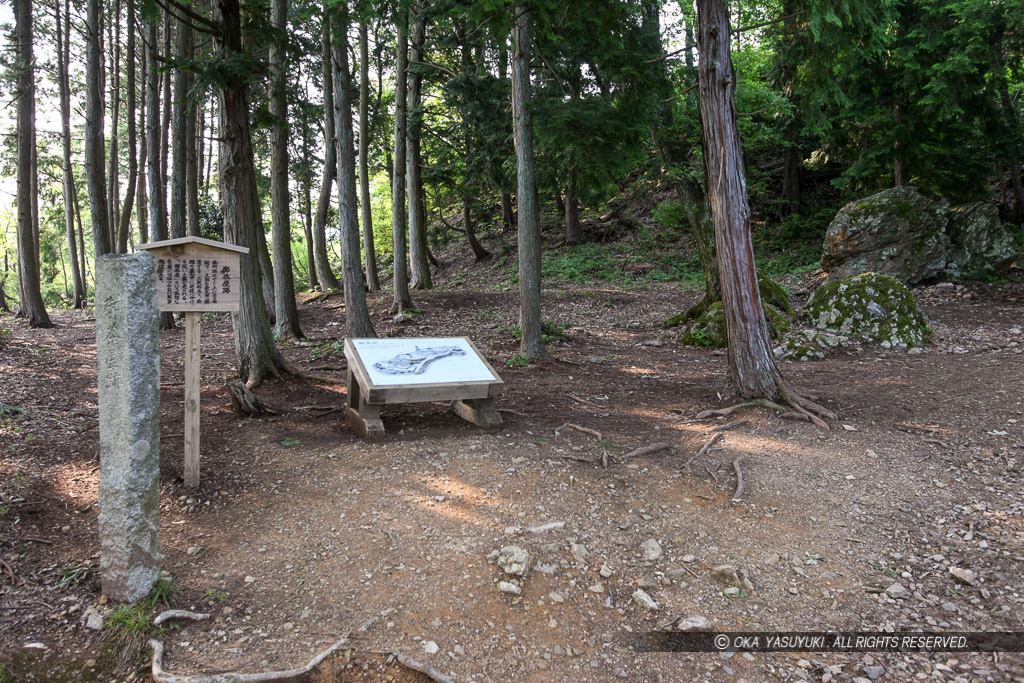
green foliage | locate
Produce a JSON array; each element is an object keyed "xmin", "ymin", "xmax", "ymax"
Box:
[
  {"xmin": 506, "ymin": 354, "xmax": 529, "ymax": 368},
  {"xmin": 281, "ymin": 437, "xmax": 302, "ymax": 447},
  {"xmin": 505, "ymin": 320, "xmax": 570, "ymax": 345},
  {"xmin": 205, "ymin": 589, "xmax": 228, "ymax": 602},
  {"xmin": 309, "ymin": 340, "xmax": 344, "ymax": 361}
]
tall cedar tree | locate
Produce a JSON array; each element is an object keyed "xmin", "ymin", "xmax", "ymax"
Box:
[
  {"xmin": 696, "ymin": 0, "xmax": 832, "ymax": 426},
  {"xmin": 270, "ymin": 0, "xmax": 303, "ymax": 339},
  {"xmin": 311, "ymin": 6, "xmax": 342, "ymax": 291},
  {"xmin": 215, "ymin": 0, "xmax": 291, "ymax": 386},
  {"xmin": 390, "ymin": 12, "xmax": 414, "ymax": 313},
  {"xmin": 13, "ymin": 0, "xmax": 51, "ymax": 326},
  {"xmin": 359, "ymin": 20, "xmax": 380, "ymax": 291},
  {"xmin": 511, "ymin": 5, "xmax": 546, "ymax": 360},
  {"xmin": 332, "ymin": 2, "xmax": 376, "ymax": 338}
]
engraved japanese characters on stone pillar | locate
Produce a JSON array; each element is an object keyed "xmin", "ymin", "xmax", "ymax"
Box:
[{"xmin": 95, "ymin": 253, "xmax": 162, "ymax": 603}]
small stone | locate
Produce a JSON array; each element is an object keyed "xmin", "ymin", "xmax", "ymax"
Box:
[
  {"xmin": 186, "ymin": 546, "xmax": 202, "ymax": 556},
  {"xmin": 587, "ymin": 583, "xmax": 604, "ymax": 594},
  {"xmin": 637, "ymin": 575, "xmax": 659, "ymax": 590},
  {"xmin": 863, "ymin": 665, "xmax": 886, "ymax": 680},
  {"xmin": 548, "ymin": 618, "xmax": 557, "ymax": 628},
  {"xmin": 710, "ymin": 564, "xmax": 740, "ymax": 586},
  {"xmin": 884, "ymin": 582, "xmax": 909, "ymax": 599},
  {"xmin": 941, "ymin": 601, "xmax": 958, "ymax": 613},
  {"xmin": 674, "ymin": 615, "xmax": 713, "ymax": 632},
  {"xmin": 632, "ymin": 589, "xmax": 659, "ymax": 611},
  {"xmin": 949, "ymin": 567, "xmax": 976, "ymax": 585},
  {"xmin": 842, "ymin": 424, "xmax": 858, "ymax": 431},
  {"xmin": 423, "ymin": 640, "xmax": 439, "ymax": 655},
  {"xmin": 61, "ymin": 525, "xmax": 71, "ymax": 533},
  {"xmin": 528, "ymin": 521, "xmax": 566, "ymax": 534},
  {"xmin": 570, "ymin": 543, "xmax": 589, "ymax": 563},
  {"xmin": 599, "ymin": 564, "xmax": 614, "ymax": 578},
  {"xmin": 499, "ymin": 581, "xmax": 521, "ymax": 595},
  {"xmin": 681, "ymin": 554, "xmax": 697, "ymax": 563},
  {"xmin": 244, "ymin": 576, "xmax": 256, "ymax": 584},
  {"xmin": 589, "ymin": 357, "xmax": 604, "ymax": 365},
  {"xmin": 548, "ymin": 592, "xmax": 565, "ymax": 603},
  {"xmin": 85, "ymin": 612, "xmax": 104, "ymax": 631},
  {"xmin": 723, "ymin": 586, "xmax": 741, "ymax": 597},
  {"xmin": 453, "ymin": 645, "xmax": 465, "ymax": 657},
  {"xmin": 282, "ymin": 622, "xmax": 294, "ymax": 631},
  {"xmin": 640, "ymin": 539, "xmax": 662, "ymax": 561},
  {"xmin": 496, "ymin": 546, "xmax": 532, "ymax": 576}
]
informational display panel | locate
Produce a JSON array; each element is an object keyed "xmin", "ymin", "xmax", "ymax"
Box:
[
  {"xmin": 137, "ymin": 237, "xmax": 246, "ymax": 312},
  {"xmin": 349, "ymin": 337, "xmax": 499, "ymax": 387}
]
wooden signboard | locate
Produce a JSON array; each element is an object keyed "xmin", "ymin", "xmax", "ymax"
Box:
[
  {"xmin": 344, "ymin": 337, "xmax": 504, "ymax": 438},
  {"xmin": 137, "ymin": 237, "xmax": 249, "ymax": 488}
]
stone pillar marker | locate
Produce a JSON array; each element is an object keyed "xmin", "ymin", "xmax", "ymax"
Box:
[{"xmin": 96, "ymin": 253, "xmax": 161, "ymax": 603}]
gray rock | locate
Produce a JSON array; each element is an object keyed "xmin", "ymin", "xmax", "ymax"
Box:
[
  {"xmin": 723, "ymin": 586, "xmax": 741, "ymax": 597},
  {"xmin": 498, "ymin": 581, "xmax": 521, "ymax": 595},
  {"xmin": 945, "ymin": 202, "xmax": 1016, "ymax": 277},
  {"xmin": 674, "ymin": 615, "xmax": 713, "ymax": 632},
  {"xmin": 949, "ymin": 567, "xmax": 976, "ymax": 585},
  {"xmin": 496, "ymin": 546, "xmax": 532, "ymax": 576},
  {"xmin": 570, "ymin": 542, "xmax": 588, "ymax": 563},
  {"xmin": 85, "ymin": 612, "xmax": 104, "ymax": 631},
  {"xmin": 822, "ymin": 186, "xmax": 950, "ymax": 285},
  {"xmin": 599, "ymin": 564, "xmax": 614, "ymax": 578},
  {"xmin": 422, "ymin": 640, "xmax": 439, "ymax": 654},
  {"xmin": 640, "ymin": 539, "xmax": 662, "ymax": 561},
  {"xmin": 96, "ymin": 254, "xmax": 162, "ymax": 603},
  {"xmin": 885, "ymin": 582, "xmax": 909, "ymax": 599},
  {"xmin": 631, "ymin": 589, "xmax": 659, "ymax": 611},
  {"xmin": 863, "ymin": 665, "xmax": 886, "ymax": 680},
  {"xmin": 528, "ymin": 521, "xmax": 565, "ymax": 534}
]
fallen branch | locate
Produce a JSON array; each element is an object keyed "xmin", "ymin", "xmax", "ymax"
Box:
[
  {"xmin": 707, "ymin": 420, "xmax": 749, "ymax": 433},
  {"xmin": 0, "ymin": 557, "xmax": 15, "ymax": 584},
  {"xmin": 683, "ymin": 433, "xmax": 723, "ymax": 474},
  {"xmin": 623, "ymin": 442, "xmax": 671, "ymax": 459},
  {"xmin": 497, "ymin": 408, "xmax": 527, "ymax": 417},
  {"xmin": 392, "ymin": 653, "xmax": 455, "ymax": 683},
  {"xmin": 149, "ymin": 634, "xmax": 350, "ymax": 683},
  {"xmin": 554, "ymin": 423, "xmax": 602, "ymax": 441},
  {"xmin": 731, "ymin": 456, "xmax": 747, "ymax": 502},
  {"xmin": 153, "ymin": 610, "xmax": 210, "ymax": 626},
  {"xmin": 696, "ymin": 399, "xmax": 783, "ymax": 420},
  {"xmin": 558, "ymin": 454, "xmax": 599, "ymax": 464},
  {"xmin": 568, "ymin": 394, "xmax": 602, "ymax": 408},
  {"xmin": 20, "ymin": 537, "xmax": 53, "ymax": 545}
]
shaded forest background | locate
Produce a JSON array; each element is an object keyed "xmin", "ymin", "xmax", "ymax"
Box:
[{"xmin": 2, "ymin": 0, "xmax": 1022, "ymax": 335}]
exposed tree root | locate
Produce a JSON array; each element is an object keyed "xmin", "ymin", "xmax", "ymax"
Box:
[
  {"xmin": 696, "ymin": 399, "xmax": 783, "ymax": 420},
  {"xmin": 391, "ymin": 653, "xmax": 455, "ymax": 683},
  {"xmin": 684, "ymin": 433, "xmax": 723, "ymax": 474},
  {"xmin": 707, "ymin": 419, "xmax": 749, "ymax": 433},
  {"xmin": 554, "ymin": 423, "xmax": 602, "ymax": 441},
  {"xmin": 660, "ymin": 296, "xmax": 713, "ymax": 329},
  {"xmin": 149, "ymin": 636, "xmax": 350, "ymax": 683},
  {"xmin": 228, "ymin": 381, "xmax": 277, "ymax": 417},
  {"xmin": 731, "ymin": 456, "xmax": 747, "ymax": 502},
  {"xmin": 779, "ymin": 387, "xmax": 837, "ymax": 430},
  {"xmin": 153, "ymin": 610, "xmax": 209, "ymax": 626},
  {"xmin": 623, "ymin": 442, "xmax": 671, "ymax": 459}
]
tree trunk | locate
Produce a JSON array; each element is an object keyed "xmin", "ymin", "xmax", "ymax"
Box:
[
  {"xmin": 511, "ymin": 5, "xmax": 546, "ymax": 360},
  {"xmin": 460, "ymin": 35, "xmax": 490, "ymax": 262},
  {"xmin": 216, "ymin": 0, "xmax": 290, "ymax": 387},
  {"xmin": 146, "ymin": 21, "xmax": 167, "ymax": 243},
  {"xmin": 137, "ymin": 64, "xmax": 149, "ymax": 246},
  {"xmin": 85, "ymin": 0, "xmax": 111, "ymax": 257},
  {"xmin": 407, "ymin": 7, "xmax": 431, "ymax": 290},
  {"xmin": 116, "ymin": 0, "xmax": 139, "ymax": 253},
  {"xmin": 13, "ymin": 0, "xmax": 51, "ymax": 326},
  {"xmin": 332, "ymin": 2, "xmax": 376, "ymax": 338},
  {"xmin": 390, "ymin": 14, "xmax": 414, "ymax": 314},
  {"xmin": 270, "ymin": 0, "xmax": 302, "ymax": 339},
  {"xmin": 564, "ymin": 166, "xmax": 582, "ymax": 246},
  {"xmin": 500, "ymin": 192, "xmax": 515, "ymax": 231},
  {"xmin": 171, "ymin": 19, "xmax": 193, "ymax": 239},
  {"xmin": 161, "ymin": 14, "xmax": 172, "ymax": 209},
  {"xmin": 56, "ymin": 0, "xmax": 85, "ymax": 308},
  {"xmin": 106, "ymin": 0, "xmax": 121, "ymax": 252},
  {"xmin": 301, "ymin": 121, "xmax": 315, "ymax": 291},
  {"xmin": 312, "ymin": 7, "xmax": 341, "ymax": 291},
  {"xmin": 359, "ymin": 20, "xmax": 380, "ymax": 291},
  {"xmin": 695, "ymin": 0, "xmax": 830, "ymax": 425}
]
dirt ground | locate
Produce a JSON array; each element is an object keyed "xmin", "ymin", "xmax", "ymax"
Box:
[{"xmin": 1, "ymin": 265, "xmax": 1023, "ymax": 682}]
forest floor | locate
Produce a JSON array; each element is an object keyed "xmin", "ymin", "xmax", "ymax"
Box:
[{"xmin": 1, "ymin": 245, "xmax": 1023, "ymax": 682}]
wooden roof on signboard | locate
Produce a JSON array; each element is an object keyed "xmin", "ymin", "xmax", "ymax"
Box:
[{"xmin": 136, "ymin": 236, "xmax": 249, "ymax": 254}]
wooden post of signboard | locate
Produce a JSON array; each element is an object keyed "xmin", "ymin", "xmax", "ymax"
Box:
[
  {"xmin": 183, "ymin": 311, "xmax": 201, "ymax": 488},
  {"xmin": 137, "ymin": 236, "xmax": 247, "ymax": 488}
]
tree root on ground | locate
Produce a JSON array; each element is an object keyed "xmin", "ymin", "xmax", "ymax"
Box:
[
  {"xmin": 391, "ymin": 653, "xmax": 455, "ymax": 683},
  {"xmin": 153, "ymin": 610, "xmax": 209, "ymax": 626},
  {"xmin": 554, "ymin": 423, "xmax": 602, "ymax": 441},
  {"xmin": 149, "ymin": 636, "xmax": 350, "ymax": 683},
  {"xmin": 731, "ymin": 456, "xmax": 747, "ymax": 502},
  {"xmin": 683, "ymin": 433, "xmax": 723, "ymax": 474},
  {"xmin": 228, "ymin": 381, "xmax": 277, "ymax": 417},
  {"xmin": 660, "ymin": 297, "xmax": 713, "ymax": 328},
  {"xmin": 623, "ymin": 442, "xmax": 671, "ymax": 459}
]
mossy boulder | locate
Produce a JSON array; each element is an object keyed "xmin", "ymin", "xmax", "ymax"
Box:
[
  {"xmin": 758, "ymin": 273, "xmax": 794, "ymax": 316},
  {"xmin": 773, "ymin": 329, "xmax": 846, "ymax": 362},
  {"xmin": 945, "ymin": 202, "xmax": 1017, "ymax": 277},
  {"xmin": 681, "ymin": 300, "xmax": 789, "ymax": 349},
  {"xmin": 822, "ymin": 186, "xmax": 950, "ymax": 285},
  {"xmin": 805, "ymin": 272, "xmax": 931, "ymax": 349}
]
